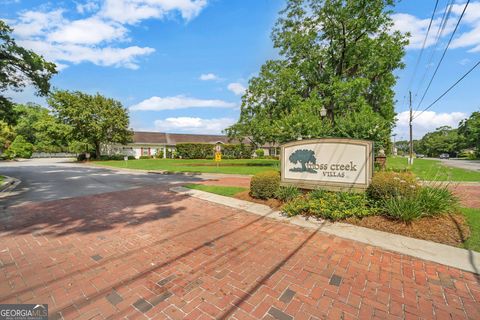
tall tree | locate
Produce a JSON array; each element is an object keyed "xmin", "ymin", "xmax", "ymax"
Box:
[
  {"xmin": 0, "ymin": 21, "xmax": 57, "ymax": 124},
  {"xmin": 13, "ymin": 103, "xmax": 73, "ymax": 152},
  {"xmin": 418, "ymin": 126, "xmax": 461, "ymax": 157},
  {"xmin": 226, "ymin": 0, "xmax": 407, "ymax": 149},
  {"xmin": 0, "ymin": 120, "xmax": 15, "ymax": 152},
  {"xmin": 48, "ymin": 90, "xmax": 132, "ymax": 158},
  {"xmin": 458, "ymin": 111, "xmax": 480, "ymax": 157}
]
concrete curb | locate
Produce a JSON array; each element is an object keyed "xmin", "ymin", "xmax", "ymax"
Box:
[
  {"xmin": 0, "ymin": 176, "xmax": 21, "ymax": 193},
  {"xmin": 170, "ymin": 186, "xmax": 480, "ymax": 274}
]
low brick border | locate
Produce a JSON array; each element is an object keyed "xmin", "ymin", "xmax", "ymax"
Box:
[{"xmin": 171, "ymin": 186, "xmax": 480, "ymax": 274}]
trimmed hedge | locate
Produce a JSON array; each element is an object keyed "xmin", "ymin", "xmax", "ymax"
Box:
[
  {"xmin": 250, "ymin": 171, "xmax": 280, "ymax": 199},
  {"xmin": 98, "ymin": 155, "xmax": 135, "ymax": 161},
  {"xmin": 175, "ymin": 143, "xmax": 254, "ymax": 159},
  {"xmin": 176, "ymin": 143, "xmax": 214, "ymax": 159},
  {"xmin": 223, "ymin": 144, "xmax": 253, "ymax": 159}
]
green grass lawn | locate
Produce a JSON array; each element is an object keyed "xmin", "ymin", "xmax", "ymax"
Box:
[
  {"xmin": 462, "ymin": 208, "xmax": 480, "ymax": 252},
  {"xmin": 185, "ymin": 184, "xmax": 247, "ymax": 197},
  {"xmin": 387, "ymin": 157, "xmax": 480, "ymax": 181},
  {"xmin": 94, "ymin": 156, "xmax": 480, "ymax": 180},
  {"xmin": 0, "ymin": 176, "xmax": 4, "ymax": 184},
  {"xmin": 94, "ymin": 158, "xmax": 279, "ymax": 175}
]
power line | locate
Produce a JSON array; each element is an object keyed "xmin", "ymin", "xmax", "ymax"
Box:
[
  {"xmin": 412, "ymin": 0, "xmax": 455, "ymax": 106},
  {"xmin": 413, "ymin": 59, "xmax": 480, "ymax": 120},
  {"xmin": 406, "ymin": 0, "xmax": 439, "ymax": 92},
  {"xmin": 415, "ymin": 0, "xmax": 470, "ymax": 111}
]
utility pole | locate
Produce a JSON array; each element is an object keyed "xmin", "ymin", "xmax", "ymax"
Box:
[{"xmin": 409, "ymin": 91, "xmax": 414, "ymax": 165}]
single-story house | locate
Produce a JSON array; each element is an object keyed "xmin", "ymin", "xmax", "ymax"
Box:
[{"xmin": 102, "ymin": 131, "xmax": 279, "ymax": 159}]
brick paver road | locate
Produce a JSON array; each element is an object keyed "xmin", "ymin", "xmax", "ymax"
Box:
[{"xmin": 0, "ymin": 186, "xmax": 479, "ymax": 320}]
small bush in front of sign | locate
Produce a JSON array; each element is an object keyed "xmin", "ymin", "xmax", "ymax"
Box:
[
  {"xmin": 275, "ymin": 185, "xmax": 301, "ymax": 202},
  {"xmin": 250, "ymin": 171, "xmax": 280, "ymax": 199},
  {"xmin": 382, "ymin": 184, "xmax": 459, "ymax": 222},
  {"xmin": 282, "ymin": 191, "xmax": 375, "ymax": 221},
  {"xmin": 367, "ymin": 171, "xmax": 419, "ymax": 201}
]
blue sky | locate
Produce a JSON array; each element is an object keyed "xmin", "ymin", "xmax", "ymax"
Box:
[{"xmin": 2, "ymin": 0, "xmax": 479, "ymax": 139}]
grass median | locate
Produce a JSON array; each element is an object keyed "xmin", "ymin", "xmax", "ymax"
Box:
[
  {"xmin": 387, "ymin": 157, "xmax": 480, "ymax": 181},
  {"xmin": 185, "ymin": 184, "xmax": 248, "ymax": 197},
  {"xmin": 93, "ymin": 158, "xmax": 279, "ymax": 175},
  {"xmin": 93, "ymin": 156, "xmax": 479, "ymax": 181}
]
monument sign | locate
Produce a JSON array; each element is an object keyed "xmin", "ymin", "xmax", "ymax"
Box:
[{"xmin": 281, "ymin": 138, "xmax": 374, "ymax": 191}]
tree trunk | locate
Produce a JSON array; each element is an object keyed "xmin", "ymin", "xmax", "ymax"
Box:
[
  {"xmin": 301, "ymin": 162, "xmax": 307, "ymax": 171},
  {"xmin": 95, "ymin": 142, "xmax": 101, "ymax": 159}
]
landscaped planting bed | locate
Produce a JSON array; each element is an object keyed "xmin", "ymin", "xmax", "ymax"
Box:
[{"xmin": 186, "ymin": 170, "xmax": 478, "ymax": 251}]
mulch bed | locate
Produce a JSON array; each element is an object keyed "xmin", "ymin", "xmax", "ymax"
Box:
[
  {"xmin": 235, "ymin": 190, "xmax": 471, "ymax": 247},
  {"xmin": 345, "ymin": 213, "xmax": 471, "ymax": 247},
  {"xmin": 234, "ymin": 191, "xmax": 283, "ymax": 210},
  {"xmin": 208, "ymin": 186, "xmax": 473, "ymax": 248}
]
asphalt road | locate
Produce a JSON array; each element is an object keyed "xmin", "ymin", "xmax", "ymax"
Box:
[
  {"xmin": 439, "ymin": 158, "xmax": 480, "ymax": 171},
  {"xmin": 0, "ymin": 158, "xmax": 203, "ymax": 208}
]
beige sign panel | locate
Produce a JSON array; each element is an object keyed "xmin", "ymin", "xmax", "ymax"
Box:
[{"xmin": 281, "ymin": 138, "xmax": 374, "ymax": 191}]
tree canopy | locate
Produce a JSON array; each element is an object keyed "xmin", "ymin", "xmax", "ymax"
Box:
[
  {"xmin": 458, "ymin": 111, "xmax": 480, "ymax": 157},
  {"xmin": 0, "ymin": 21, "xmax": 57, "ymax": 124},
  {"xmin": 416, "ymin": 126, "xmax": 461, "ymax": 157},
  {"xmin": 13, "ymin": 103, "xmax": 74, "ymax": 153},
  {"xmin": 48, "ymin": 90, "xmax": 133, "ymax": 158},
  {"xmin": 226, "ymin": 0, "xmax": 407, "ymax": 150}
]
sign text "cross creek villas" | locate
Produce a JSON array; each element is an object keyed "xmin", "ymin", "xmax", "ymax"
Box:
[{"xmin": 306, "ymin": 161, "xmax": 359, "ymax": 178}]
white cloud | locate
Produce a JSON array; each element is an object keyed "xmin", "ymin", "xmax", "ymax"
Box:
[
  {"xmin": 12, "ymin": 10, "xmax": 66, "ymax": 38},
  {"xmin": 130, "ymin": 95, "xmax": 236, "ymax": 111},
  {"xmin": 47, "ymin": 17, "xmax": 127, "ymax": 44},
  {"xmin": 8, "ymin": 0, "xmax": 209, "ymax": 69},
  {"xmin": 100, "ymin": 0, "xmax": 208, "ymax": 24},
  {"xmin": 199, "ymin": 73, "xmax": 219, "ymax": 81},
  {"xmin": 227, "ymin": 82, "xmax": 246, "ymax": 96},
  {"xmin": 18, "ymin": 40, "xmax": 154, "ymax": 69},
  {"xmin": 395, "ymin": 111, "xmax": 467, "ymax": 138},
  {"xmin": 154, "ymin": 117, "xmax": 235, "ymax": 134},
  {"xmin": 393, "ymin": 1, "xmax": 480, "ymax": 51}
]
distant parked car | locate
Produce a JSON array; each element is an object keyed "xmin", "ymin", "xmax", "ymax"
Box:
[
  {"xmin": 416, "ymin": 154, "xmax": 425, "ymax": 158},
  {"xmin": 439, "ymin": 153, "xmax": 450, "ymax": 159}
]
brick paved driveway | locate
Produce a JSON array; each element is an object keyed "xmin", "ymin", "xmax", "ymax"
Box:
[{"xmin": 0, "ymin": 186, "xmax": 479, "ymax": 320}]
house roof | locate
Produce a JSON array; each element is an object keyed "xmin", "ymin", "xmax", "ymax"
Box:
[
  {"xmin": 132, "ymin": 131, "xmax": 278, "ymax": 147},
  {"xmin": 132, "ymin": 132, "xmax": 167, "ymax": 144}
]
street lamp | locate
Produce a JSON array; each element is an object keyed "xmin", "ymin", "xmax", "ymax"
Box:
[{"xmin": 320, "ymin": 106, "xmax": 327, "ymax": 118}]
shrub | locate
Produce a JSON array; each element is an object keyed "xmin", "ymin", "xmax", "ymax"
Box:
[
  {"xmin": 250, "ymin": 171, "xmax": 280, "ymax": 199},
  {"xmin": 5, "ymin": 135, "xmax": 34, "ymax": 159},
  {"xmin": 223, "ymin": 144, "xmax": 253, "ymax": 159},
  {"xmin": 382, "ymin": 184, "xmax": 459, "ymax": 223},
  {"xmin": 367, "ymin": 171, "xmax": 419, "ymax": 201},
  {"xmin": 176, "ymin": 143, "xmax": 214, "ymax": 159},
  {"xmin": 416, "ymin": 185, "xmax": 458, "ymax": 216},
  {"xmin": 275, "ymin": 185, "xmax": 301, "ymax": 202},
  {"xmin": 281, "ymin": 196, "xmax": 310, "ymax": 216},
  {"xmin": 383, "ymin": 196, "xmax": 424, "ymax": 222},
  {"xmin": 155, "ymin": 149, "xmax": 164, "ymax": 158},
  {"xmin": 139, "ymin": 155, "xmax": 153, "ymax": 159},
  {"xmin": 282, "ymin": 191, "xmax": 374, "ymax": 220},
  {"xmin": 77, "ymin": 152, "xmax": 91, "ymax": 161},
  {"xmin": 98, "ymin": 154, "xmax": 129, "ymax": 161},
  {"xmin": 255, "ymin": 149, "xmax": 265, "ymax": 158}
]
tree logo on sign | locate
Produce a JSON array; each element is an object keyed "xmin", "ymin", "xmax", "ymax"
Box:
[{"xmin": 289, "ymin": 149, "xmax": 317, "ymax": 173}]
